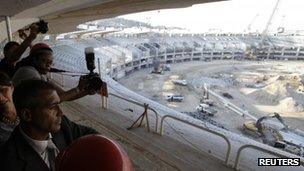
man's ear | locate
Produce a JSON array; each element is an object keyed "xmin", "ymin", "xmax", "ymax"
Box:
[{"xmin": 20, "ymin": 109, "xmax": 32, "ymax": 122}]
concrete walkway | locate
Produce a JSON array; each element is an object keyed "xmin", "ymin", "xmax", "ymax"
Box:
[{"xmin": 60, "ymin": 100, "xmax": 233, "ymax": 171}]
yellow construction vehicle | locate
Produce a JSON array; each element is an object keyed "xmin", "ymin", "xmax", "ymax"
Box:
[
  {"xmin": 243, "ymin": 113, "xmax": 285, "ymax": 141},
  {"xmin": 243, "ymin": 113, "xmax": 304, "ymax": 157}
]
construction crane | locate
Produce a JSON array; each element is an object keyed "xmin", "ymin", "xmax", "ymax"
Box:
[
  {"xmin": 244, "ymin": 14, "xmax": 259, "ymax": 59},
  {"xmin": 246, "ymin": 14, "xmax": 259, "ymax": 34},
  {"xmin": 259, "ymin": 0, "xmax": 281, "ymax": 47},
  {"xmin": 249, "ymin": 0, "xmax": 281, "ymax": 59}
]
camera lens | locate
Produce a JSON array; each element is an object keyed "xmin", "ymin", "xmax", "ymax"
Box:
[{"xmin": 38, "ymin": 20, "xmax": 48, "ymax": 34}]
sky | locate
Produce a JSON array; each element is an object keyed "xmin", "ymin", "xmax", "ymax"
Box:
[{"xmin": 120, "ymin": 0, "xmax": 304, "ymax": 33}]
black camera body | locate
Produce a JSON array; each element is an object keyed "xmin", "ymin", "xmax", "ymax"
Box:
[
  {"xmin": 35, "ymin": 20, "xmax": 48, "ymax": 34},
  {"xmin": 81, "ymin": 73, "xmax": 103, "ymax": 91},
  {"xmin": 82, "ymin": 47, "xmax": 103, "ymax": 91},
  {"xmin": 18, "ymin": 20, "xmax": 48, "ymax": 39}
]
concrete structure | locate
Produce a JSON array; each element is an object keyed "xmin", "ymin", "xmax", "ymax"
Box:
[{"xmin": 0, "ymin": 0, "xmax": 225, "ymax": 42}]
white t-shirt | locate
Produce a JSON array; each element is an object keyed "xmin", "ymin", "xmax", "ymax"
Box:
[{"xmin": 12, "ymin": 66, "xmax": 48, "ymax": 87}]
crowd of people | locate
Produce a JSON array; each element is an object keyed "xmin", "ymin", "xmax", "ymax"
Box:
[{"xmin": 0, "ymin": 23, "xmax": 101, "ymax": 171}]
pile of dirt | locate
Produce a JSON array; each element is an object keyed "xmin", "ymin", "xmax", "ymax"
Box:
[
  {"xmin": 250, "ymin": 73, "xmax": 303, "ymax": 96},
  {"xmin": 249, "ymin": 75, "xmax": 291, "ymax": 105},
  {"xmin": 249, "ymin": 89, "xmax": 278, "ymax": 105},
  {"xmin": 266, "ymin": 74, "xmax": 302, "ymax": 88},
  {"xmin": 254, "ymin": 75, "xmax": 269, "ymax": 84},
  {"xmin": 192, "ymin": 76, "xmax": 235, "ymax": 89},
  {"xmin": 264, "ymin": 81, "xmax": 288, "ymax": 96},
  {"xmin": 278, "ymin": 97, "xmax": 304, "ymax": 112}
]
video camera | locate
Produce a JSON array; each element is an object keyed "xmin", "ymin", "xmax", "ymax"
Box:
[
  {"xmin": 81, "ymin": 47, "xmax": 103, "ymax": 91},
  {"xmin": 18, "ymin": 20, "xmax": 48, "ymax": 39},
  {"xmin": 34, "ymin": 20, "xmax": 48, "ymax": 34}
]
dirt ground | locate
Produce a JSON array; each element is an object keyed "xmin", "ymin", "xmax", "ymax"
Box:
[{"xmin": 118, "ymin": 60, "xmax": 304, "ymax": 136}]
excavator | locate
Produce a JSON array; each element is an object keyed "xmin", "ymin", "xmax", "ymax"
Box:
[{"xmin": 243, "ymin": 113, "xmax": 304, "ymax": 157}]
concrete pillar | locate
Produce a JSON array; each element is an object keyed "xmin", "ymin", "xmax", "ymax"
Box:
[
  {"xmin": 165, "ymin": 48, "xmax": 167, "ymax": 61},
  {"xmin": 211, "ymin": 51, "xmax": 213, "ymax": 61},
  {"xmin": 98, "ymin": 58, "xmax": 101, "ymax": 75},
  {"xmin": 201, "ymin": 46, "xmax": 204, "ymax": 61},
  {"xmin": 191, "ymin": 47, "xmax": 194, "ymax": 60},
  {"xmin": 5, "ymin": 16, "xmax": 12, "ymax": 41},
  {"xmin": 281, "ymin": 47, "xmax": 286, "ymax": 60},
  {"xmin": 296, "ymin": 47, "xmax": 301, "ymax": 59}
]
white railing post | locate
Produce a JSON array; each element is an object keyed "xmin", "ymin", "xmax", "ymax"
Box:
[
  {"xmin": 101, "ymin": 96, "xmax": 108, "ymax": 109},
  {"xmin": 101, "ymin": 83, "xmax": 108, "ymax": 109},
  {"xmin": 61, "ymin": 74, "xmax": 65, "ymax": 87},
  {"xmin": 49, "ymin": 72, "xmax": 53, "ymax": 80},
  {"xmin": 98, "ymin": 58, "xmax": 101, "ymax": 75},
  {"xmin": 5, "ymin": 16, "xmax": 12, "ymax": 41}
]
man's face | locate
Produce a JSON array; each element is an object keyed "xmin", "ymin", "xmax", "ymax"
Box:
[
  {"xmin": 0, "ymin": 85, "xmax": 13, "ymax": 101},
  {"xmin": 0, "ymin": 85, "xmax": 17, "ymax": 121},
  {"xmin": 30, "ymin": 90, "xmax": 63, "ymax": 133},
  {"xmin": 35, "ymin": 51, "xmax": 53, "ymax": 74}
]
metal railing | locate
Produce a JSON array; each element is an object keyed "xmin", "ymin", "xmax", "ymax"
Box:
[
  {"xmin": 159, "ymin": 115, "xmax": 231, "ymax": 165},
  {"xmin": 234, "ymin": 144, "xmax": 304, "ymax": 170},
  {"xmin": 109, "ymin": 93, "xmax": 159, "ymax": 132}
]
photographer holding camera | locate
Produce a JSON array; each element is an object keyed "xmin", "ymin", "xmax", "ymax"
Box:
[
  {"xmin": 0, "ymin": 23, "xmax": 40, "ymax": 78},
  {"xmin": 13, "ymin": 43, "xmax": 98, "ymax": 102}
]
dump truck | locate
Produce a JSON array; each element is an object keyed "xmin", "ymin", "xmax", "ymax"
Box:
[
  {"xmin": 200, "ymin": 98, "xmax": 214, "ymax": 106},
  {"xmin": 165, "ymin": 95, "xmax": 184, "ymax": 102},
  {"xmin": 196, "ymin": 103, "xmax": 217, "ymax": 117}
]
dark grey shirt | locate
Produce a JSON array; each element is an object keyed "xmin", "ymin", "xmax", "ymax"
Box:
[{"xmin": 0, "ymin": 121, "xmax": 15, "ymax": 146}]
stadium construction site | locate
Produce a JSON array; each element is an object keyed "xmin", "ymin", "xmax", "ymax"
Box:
[
  {"xmin": 40, "ymin": 30, "xmax": 304, "ymax": 169},
  {"xmin": 119, "ymin": 59, "xmax": 304, "ymax": 157}
]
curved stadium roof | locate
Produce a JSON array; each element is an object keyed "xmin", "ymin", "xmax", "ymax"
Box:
[{"xmin": 0, "ymin": 0, "xmax": 225, "ymax": 42}]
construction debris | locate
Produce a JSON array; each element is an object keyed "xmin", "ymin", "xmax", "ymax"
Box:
[
  {"xmin": 172, "ymin": 79, "xmax": 187, "ymax": 86},
  {"xmin": 183, "ymin": 111, "xmax": 226, "ymax": 130},
  {"xmin": 222, "ymin": 92, "xmax": 233, "ymax": 99}
]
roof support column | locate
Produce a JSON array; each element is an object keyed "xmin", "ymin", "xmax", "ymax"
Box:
[{"xmin": 5, "ymin": 16, "xmax": 12, "ymax": 41}]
